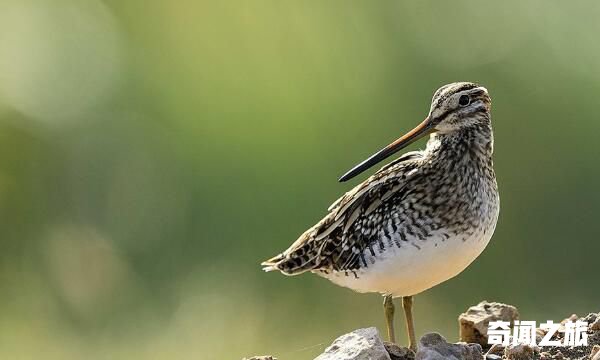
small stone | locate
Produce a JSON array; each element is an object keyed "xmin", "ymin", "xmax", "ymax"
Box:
[
  {"xmin": 591, "ymin": 316, "xmax": 600, "ymax": 332},
  {"xmin": 459, "ymin": 301, "xmax": 519, "ymax": 346},
  {"xmin": 485, "ymin": 343, "xmax": 504, "ymax": 356},
  {"xmin": 538, "ymin": 351, "xmax": 551, "ymax": 360},
  {"xmin": 485, "ymin": 355, "xmax": 501, "ymax": 360},
  {"xmin": 591, "ymin": 345, "xmax": 600, "ymax": 360},
  {"xmin": 315, "ymin": 327, "xmax": 391, "ymax": 360},
  {"xmin": 582, "ymin": 312, "xmax": 598, "ymax": 325},
  {"xmin": 504, "ymin": 343, "xmax": 535, "ymax": 360},
  {"xmin": 553, "ymin": 350, "xmax": 564, "ymax": 360},
  {"xmin": 536, "ymin": 328, "xmax": 546, "ymax": 343},
  {"xmin": 416, "ymin": 332, "xmax": 483, "ymax": 360},
  {"xmin": 561, "ymin": 314, "xmax": 578, "ymax": 323},
  {"xmin": 384, "ymin": 342, "xmax": 415, "ymax": 360},
  {"xmin": 555, "ymin": 314, "xmax": 580, "ymax": 335}
]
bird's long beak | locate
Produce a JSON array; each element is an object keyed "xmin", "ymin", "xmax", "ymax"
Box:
[{"xmin": 339, "ymin": 117, "xmax": 435, "ymax": 182}]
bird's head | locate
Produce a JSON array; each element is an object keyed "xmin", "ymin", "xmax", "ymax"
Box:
[
  {"xmin": 339, "ymin": 82, "xmax": 491, "ymax": 182},
  {"xmin": 428, "ymin": 82, "xmax": 491, "ymax": 134}
]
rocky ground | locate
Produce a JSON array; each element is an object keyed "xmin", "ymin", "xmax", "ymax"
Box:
[{"xmin": 244, "ymin": 301, "xmax": 600, "ymax": 360}]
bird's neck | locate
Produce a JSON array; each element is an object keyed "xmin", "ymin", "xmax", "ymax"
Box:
[{"xmin": 425, "ymin": 124, "xmax": 494, "ymax": 167}]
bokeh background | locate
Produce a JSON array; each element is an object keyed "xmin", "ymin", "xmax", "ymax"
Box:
[{"xmin": 1, "ymin": 1, "xmax": 599, "ymax": 359}]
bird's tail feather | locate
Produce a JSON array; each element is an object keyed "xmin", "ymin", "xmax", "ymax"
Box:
[
  {"xmin": 261, "ymin": 253, "xmax": 312, "ymax": 275},
  {"xmin": 261, "ymin": 254, "xmax": 285, "ymax": 272}
]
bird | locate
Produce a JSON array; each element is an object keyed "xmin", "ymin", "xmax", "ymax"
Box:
[{"xmin": 261, "ymin": 82, "xmax": 499, "ymax": 351}]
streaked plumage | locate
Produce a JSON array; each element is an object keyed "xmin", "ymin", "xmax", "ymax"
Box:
[{"xmin": 262, "ymin": 82, "xmax": 499, "ymax": 350}]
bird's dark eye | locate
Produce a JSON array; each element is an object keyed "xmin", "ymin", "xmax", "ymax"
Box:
[{"xmin": 458, "ymin": 95, "xmax": 470, "ymax": 106}]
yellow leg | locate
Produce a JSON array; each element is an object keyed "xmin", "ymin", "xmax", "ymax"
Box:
[
  {"xmin": 402, "ymin": 296, "xmax": 417, "ymax": 352},
  {"xmin": 383, "ymin": 295, "xmax": 396, "ymax": 343}
]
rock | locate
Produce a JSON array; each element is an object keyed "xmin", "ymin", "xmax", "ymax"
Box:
[
  {"xmin": 535, "ymin": 328, "xmax": 546, "ymax": 343},
  {"xmin": 484, "ymin": 343, "xmax": 504, "ymax": 356},
  {"xmin": 503, "ymin": 343, "xmax": 535, "ymax": 360},
  {"xmin": 556, "ymin": 314, "xmax": 579, "ymax": 334},
  {"xmin": 384, "ymin": 342, "xmax": 415, "ymax": 360},
  {"xmin": 561, "ymin": 314, "xmax": 578, "ymax": 323},
  {"xmin": 315, "ymin": 327, "xmax": 391, "ymax": 360},
  {"xmin": 591, "ymin": 316, "xmax": 600, "ymax": 332},
  {"xmin": 308, "ymin": 306, "xmax": 600, "ymax": 360},
  {"xmin": 459, "ymin": 301, "xmax": 519, "ymax": 346},
  {"xmin": 582, "ymin": 312, "xmax": 598, "ymax": 325},
  {"xmin": 415, "ymin": 332, "xmax": 483, "ymax": 360},
  {"xmin": 484, "ymin": 355, "xmax": 501, "ymax": 360},
  {"xmin": 538, "ymin": 351, "xmax": 551, "ymax": 360},
  {"xmin": 592, "ymin": 345, "xmax": 600, "ymax": 360}
]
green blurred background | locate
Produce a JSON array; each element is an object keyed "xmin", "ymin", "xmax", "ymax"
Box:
[{"xmin": 0, "ymin": 1, "xmax": 599, "ymax": 359}]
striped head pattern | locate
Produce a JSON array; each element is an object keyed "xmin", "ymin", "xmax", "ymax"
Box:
[{"xmin": 428, "ymin": 82, "xmax": 491, "ymax": 134}]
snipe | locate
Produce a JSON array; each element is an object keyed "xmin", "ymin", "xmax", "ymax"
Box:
[{"xmin": 262, "ymin": 82, "xmax": 499, "ymax": 351}]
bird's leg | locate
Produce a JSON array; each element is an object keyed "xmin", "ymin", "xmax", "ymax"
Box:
[
  {"xmin": 383, "ymin": 294, "xmax": 396, "ymax": 343},
  {"xmin": 402, "ymin": 296, "xmax": 417, "ymax": 352}
]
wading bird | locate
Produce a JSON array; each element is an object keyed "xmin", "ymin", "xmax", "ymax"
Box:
[{"xmin": 262, "ymin": 82, "xmax": 499, "ymax": 351}]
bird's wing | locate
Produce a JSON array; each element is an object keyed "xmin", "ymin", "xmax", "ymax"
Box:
[
  {"xmin": 327, "ymin": 151, "xmax": 423, "ymax": 212},
  {"xmin": 262, "ymin": 151, "xmax": 423, "ymax": 275}
]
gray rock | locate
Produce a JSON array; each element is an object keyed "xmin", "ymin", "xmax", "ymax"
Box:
[
  {"xmin": 416, "ymin": 332, "xmax": 483, "ymax": 360},
  {"xmin": 459, "ymin": 301, "xmax": 519, "ymax": 346},
  {"xmin": 315, "ymin": 327, "xmax": 391, "ymax": 360},
  {"xmin": 384, "ymin": 342, "xmax": 415, "ymax": 360},
  {"xmin": 503, "ymin": 343, "xmax": 535, "ymax": 360}
]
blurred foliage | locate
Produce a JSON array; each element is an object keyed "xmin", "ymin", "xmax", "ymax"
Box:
[{"xmin": 0, "ymin": 0, "xmax": 599, "ymax": 359}]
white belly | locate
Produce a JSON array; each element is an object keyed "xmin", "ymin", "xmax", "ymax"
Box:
[{"xmin": 317, "ymin": 220, "xmax": 497, "ymax": 297}]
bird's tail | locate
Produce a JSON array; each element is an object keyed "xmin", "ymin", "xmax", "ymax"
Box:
[
  {"xmin": 261, "ymin": 254, "xmax": 285, "ymax": 273},
  {"xmin": 261, "ymin": 251, "xmax": 316, "ymax": 276},
  {"xmin": 261, "ymin": 226, "xmax": 321, "ymax": 275}
]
